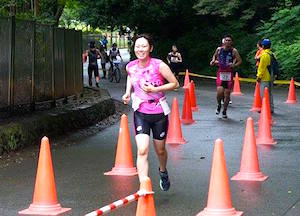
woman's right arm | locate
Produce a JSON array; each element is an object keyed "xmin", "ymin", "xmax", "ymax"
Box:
[
  {"xmin": 167, "ymin": 52, "xmax": 171, "ymax": 64},
  {"xmin": 125, "ymin": 75, "xmax": 132, "ymax": 95},
  {"xmin": 122, "ymin": 66, "xmax": 132, "ymax": 104},
  {"xmin": 210, "ymin": 48, "xmax": 219, "ymax": 66}
]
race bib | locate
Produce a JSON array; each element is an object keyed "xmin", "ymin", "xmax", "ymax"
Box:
[
  {"xmin": 159, "ymin": 97, "xmax": 170, "ymax": 116},
  {"xmin": 171, "ymin": 57, "xmax": 177, "ymax": 63},
  {"xmin": 220, "ymin": 72, "xmax": 231, "ymax": 81},
  {"xmin": 131, "ymin": 93, "xmax": 144, "ymax": 111}
]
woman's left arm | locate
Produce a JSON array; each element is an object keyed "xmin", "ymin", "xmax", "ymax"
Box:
[
  {"xmin": 177, "ymin": 53, "xmax": 183, "ymax": 63},
  {"xmin": 233, "ymin": 49, "xmax": 242, "ymax": 67}
]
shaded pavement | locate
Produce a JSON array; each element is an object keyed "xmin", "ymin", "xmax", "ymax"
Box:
[{"xmin": 0, "ymin": 51, "xmax": 300, "ymax": 215}]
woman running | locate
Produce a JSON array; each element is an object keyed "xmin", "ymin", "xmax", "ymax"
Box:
[
  {"xmin": 167, "ymin": 44, "xmax": 182, "ymax": 81},
  {"xmin": 122, "ymin": 34, "xmax": 179, "ymax": 191}
]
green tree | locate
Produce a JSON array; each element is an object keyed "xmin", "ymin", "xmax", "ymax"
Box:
[
  {"xmin": 59, "ymin": 0, "xmax": 81, "ymax": 28},
  {"xmin": 254, "ymin": 4, "xmax": 300, "ymax": 80},
  {"xmin": 63, "ymin": 0, "xmax": 300, "ymax": 78},
  {"xmin": 78, "ymin": 0, "xmax": 131, "ymax": 32},
  {"xmin": 0, "ymin": 0, "xmax": 67, "ymax": 25}
]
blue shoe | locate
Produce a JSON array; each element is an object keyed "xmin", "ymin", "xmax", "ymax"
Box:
[{"xmin": 159, "ymin": 168, "xmax": 170, "ymax": 191}]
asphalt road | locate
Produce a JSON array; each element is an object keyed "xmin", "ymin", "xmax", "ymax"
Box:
[{"xmin": 0, "ymin": 51, "xmax": 300, "ymax": 216}]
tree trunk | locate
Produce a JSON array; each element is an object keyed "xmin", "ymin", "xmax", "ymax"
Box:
[
  {"xmin": 34, "ymin": 0, "xmax": 40, "ymax": 16},
  {"xmin": 55, "ymin": 5, "xmax": 65, "ymax": 26},
  {"xmin": 23, "ymin": 1, "xmax": 32, "ymax": 13},
  {"xmin": 31, "ymin": 0, "xmax": 34, "ymax": 12},
  {"xmin": 110, "ymin": 26, "xmax": 114, "ymax": 45},
  {"xmin": 9, "ymin": 1, "xmax": 16, "ymax": 16}
]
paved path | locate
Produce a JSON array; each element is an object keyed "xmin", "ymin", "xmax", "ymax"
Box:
[{"xmin": 1, "ymin": 52, "xmax": 300, "ymax": 215}]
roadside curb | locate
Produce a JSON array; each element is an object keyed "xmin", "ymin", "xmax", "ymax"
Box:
[{"xmin": 0, "ymin": 88, "xmax": 115, "ymax": 155}]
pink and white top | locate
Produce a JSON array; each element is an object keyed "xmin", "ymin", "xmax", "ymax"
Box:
[{"xmin": 127, "ymin": 58, "xmax": 165, "ymax": 114}]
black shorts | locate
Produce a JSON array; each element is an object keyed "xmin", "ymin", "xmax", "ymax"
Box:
[
  {"xmin": 170, "ymin": 63, "xmax": 180, "ymax": 76},
  {"xmin": 221, "ymin": 81, "xmax": 229, "ymax": 89},
  {"xmin": 88, "ymin": 64, "xmax": 99, "ymax": 78},
  {"xmin": 133, "ymin": 111, "xmax": 168, "ymax": 140}
]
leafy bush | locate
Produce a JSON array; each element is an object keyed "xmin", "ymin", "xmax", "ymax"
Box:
[{"xmin": 250, "ymin": 5, "xmax": 300, "ymax": 80}]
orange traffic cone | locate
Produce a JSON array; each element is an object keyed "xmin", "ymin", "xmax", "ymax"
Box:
[
  {"xmin": 231, "ymin": 73, "xmax": 243, "ymax": 96},
  {"xmin": 231, "ymin": 117, "xmax": 268, "ymax": 181},
  {"xmin": 183, "ymin": 69, "xmax": 190, "ymax": 89},
  {"xmin": 189, "ymin": 80, "xmax": 199, "ymax": 111},
  {"xmin": 181, "ymin": 88, "xmax": 195, "ymax": 125},
  {"xmin": 136, "ymin": 177, "xmax": 156, "ymax": 216},
  {"xmin": 250, "ymin": 82, "xmax": 262, "ymax": 112},
  {"xmin": 285, "ymin": 77, "xmax": 297, "ymax": 104},
  {"xmin": 104, "ymin": 114, "xmax": 138, "ymax": 176},
  {"xmin": 166, "ymin": 98, "xmax": 187, "ymax": 145},
  {"xmin": 253, "ymin": 81, "xmax": 257, "ymax": 96},
  {"xmin": 256, "ymin": 98, "xmax": 277, "ymax": 145},
  {"xmin": 263, "ymin": 87, "xmax": 274, "ymax": 125},
  {"xmin": 19, "ymin": 137, "xmax": 71, "ymax": 215},
  {"xmin": 197, "ymin": 139, "xmax": 243, "ymax": 216}
]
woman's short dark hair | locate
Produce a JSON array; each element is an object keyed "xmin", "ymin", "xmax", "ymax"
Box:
[
  {"xmin": 257, "ymin": 40, "xmax": 262, "ymax": 47},
  {"xmin": 224, "ymin": 34, "xmax": 233, "ymax": 41},
  {"xmin": 133, "ymin": 33, "xmax": 154, "ymax": 48}
]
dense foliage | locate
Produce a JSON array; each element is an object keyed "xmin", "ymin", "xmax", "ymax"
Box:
[
  {"xmin": 74, "ymin": 0, "xmax": 299, "ymax": 80},
  {"xmin": 1, "ymin": 0, "xmax": 299, "ymax": 79},
  {"xmin": 255, "ymin": 4, "xmax": 300, "ymax": 80},
  {"xmin": 0, "ymin": 0, "xmax": 66, "ymax": 25}
]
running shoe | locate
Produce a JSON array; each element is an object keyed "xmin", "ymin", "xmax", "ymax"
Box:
[
  {"xmin": 216, "ymin": 105, "xmax": 221, "ymax": 115},
  {"xmin": 159, "ymin": 168, "xmax": 170, "ymax": 191},
  {"xmin": 222, "ymin": 110, "xmax": 228, "ymax": 118},
  {"xmin": 229, "ymin": 100, "xmax": 232, "ymax": 104}
]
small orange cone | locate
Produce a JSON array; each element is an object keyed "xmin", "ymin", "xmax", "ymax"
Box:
[
  {"xmin": 263, "ymin": 87, "xmax": 274, "ymax": 125},
  {"xmin": 19, "ymin": 137, "xmax": 71, "ymax": 215},
  {"xmin": 104, "ymin": 114, "xmax": 138, "ymax": 176},
  {"xmin": 231, "ymin": 117, "xmax": 268, "ymax": 181},
  {"xmin": 189, "ymin": 80, "xmax": 199, "ymax": 111},
  {"xmin": 256, "ymin": 98, "xmax": 277, "ymax": 145},
  {"xmin": 231, "ymin": 73, "xmax": 243, "ymax": 96},
  {"xmin": 250, "ymin": 82, "xmax": 262, "ymax": 112},
  {"xmin": 166, "ymin": 98, "xmax": 187, "ymax": 145},
  {"xmin": 136, "ymin": 177, "xmax": 156, "ymax": 216},
  {"xmin": 197, "ymin": 139, "xmax": 243, "ymax": 216},
  {"xmin": 183, "ymin": 69, "xmax": 190, "ymax": 89},
  {"xmin": 285, "ymin": 77, "xmax": 297, "ymax": 104},
  {"xmin": 181, "ymin": 88, "xmax": 195, "ymax": 125}
]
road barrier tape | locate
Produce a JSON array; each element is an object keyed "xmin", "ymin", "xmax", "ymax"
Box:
[
  {"xmin": 178, "ymin": 72, "xmax": 300, "ymax": 87},
  {"xmin": 84, "ymin": 190, "xmax": 154, "ymax": 216}
]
